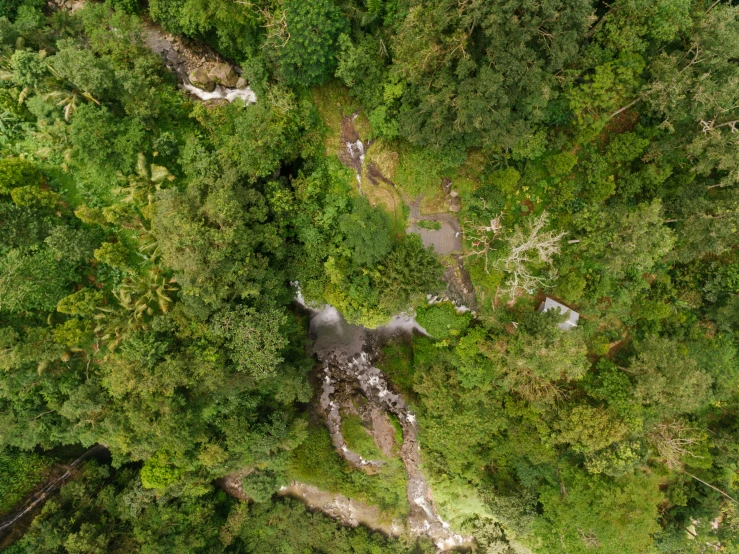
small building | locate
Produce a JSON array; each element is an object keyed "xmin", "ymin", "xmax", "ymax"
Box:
[{"xmin": 538, "ymin": 297, "xmax": 579, "ymax": 330}]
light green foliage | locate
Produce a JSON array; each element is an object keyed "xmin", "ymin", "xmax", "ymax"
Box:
[
  {"xmin": 52, "ymin": 318, "xmax": 93, "ymax": 348},
  {"xmin": 544, "ymin": 152, "xmax": 578, "ymax": 177},
  {"xmin": 537, "ymin": 468, "xmax": 663, "ymax": 554},
  {"xmin": 415, "ymin": 303, "xmax": 472, "ymax": 339},
  {"xmin": 10, "ymin": 185, "xmax": 59, "ymax": 208},
  {"xmin": 430, "ymin": 475, "xmax": 492, "ymax": 529},
  {"xmin": 209, "ymin": 305, "xmax": 287, "ymax": 379},
  {"xmin": 286, "ymin": 422, "xmax": 408, "ymax": 518},
  {"xmin": 504, "ymin": 311, "xmax": 589, "ymax": 403},
  {"xmin": 341, "ymin": 414, "xmax": 385, "ymax": 460},
  {"xmin": 554, "ymin": 405, "xmax": 628, "ymax": 454},
  {"xmin": 49, "ymin": 38, "xmax": 115, "ymax": 99},
  {"xmin": 491, "ymin": 167, "xmax": 521, "ymax": 196},
  {"xmin": 376, "ymin": 341, "xmax": 414, "ymax": 396},
  {"xmin": 577, "ymin": 200, "xmax": 675, "ymax": 280},
  {"xmin": 630, "ymin": 336, "xmax": 712, "ymax": 417},
  {"xmin": 0, "ymin": 157, "xmax": 42, "ymax": 194},
  {"xmin": 584, "ymin": 441, "xmax": 646, "ymax": 477},
  {"xmin": 140, "ymin": 452, "xmax": 184, "ymax": 489},
  {"xmin": 206, "ymin": 90, "xmax": 309, "ymax": 180},
  {"xmin": 93, "ymin": 241, "xmax": 130, "ymax": 270},
  {"xmin": 57, "ymin": 289, "xmax": 104, "ymax": 316},
  {"xmin": 9, "ymin": 49, "xmax": 47, "ymax": 88}
]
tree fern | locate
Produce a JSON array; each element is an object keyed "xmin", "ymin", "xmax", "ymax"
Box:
[{"xmin": 367, "ymin": 0, "xmax": 382, "ymax": 15}]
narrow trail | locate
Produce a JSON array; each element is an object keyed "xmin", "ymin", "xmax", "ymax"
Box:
[{"xmin": 0, "ymin": 445, "xmax": 108, "ymax": 537}]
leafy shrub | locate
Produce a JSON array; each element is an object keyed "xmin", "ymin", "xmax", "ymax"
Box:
[
  {"xmin": 0, "ymin": 449, "xmax": 53, "ymax": 515},
  {"xmin": 0, "ymin": 157, "xmax": 42, "ymax": 195},
  {"xmin": 242, "ymin": 471, "xmax": 279, "ymax": 503},
  {"xmin": 415, "ymin": 303, "xmax": 472, "ymax": 340},
  {"xmin": 278, "ymin": 0, "xmax": 347, "ymax": 86}
]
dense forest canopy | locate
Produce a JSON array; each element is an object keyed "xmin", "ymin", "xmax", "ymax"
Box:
[{"xmin": 1, "ymin": 0, "xmax": 739, "ymax": 552}]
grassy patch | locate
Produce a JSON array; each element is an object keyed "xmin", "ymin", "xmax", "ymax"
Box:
[
  {"xmin": 389, "ymin": 414, "xmax": 404, "ymax": 447},
  {"xmin": 376, "ymin": 340, "xmax": 415, "ymax": 398},
  {"xmin": 342, "ymin": 414, "xmax": 386, "ymax": 461},
  {"xmin": 312, "ymin": 81, "xmax": 370, "ymax": 154},
  {"xmin": 0, "ymin": 450, "xmax": 54, "ymax": 516},
  {"xmin": 418, "ymin": 220, "xmax": 442, "ymax": 231},
  {"xmin": 286, "ymin": 421, "xmax": 408, "ymax": 519}
]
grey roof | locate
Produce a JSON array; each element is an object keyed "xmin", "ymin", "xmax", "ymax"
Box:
[{"xmin": 538, "ymin": 297, "xmax": 579, "ymax": 330}]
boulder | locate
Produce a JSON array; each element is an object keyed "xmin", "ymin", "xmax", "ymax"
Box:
[
  {"xmin": 188, "ymin": 67, "xmax": 215, "ymax": 92},
  {"xmin": 208, "ymin": 63, "xmax": 238, "ymax": 87},
  {"xmin": 448, "ymin": 197, "xmax": 462, "ymax": 213},
  {"xmin": 235, "ymin": 77, "xmax": 248, "ymax": 90}
]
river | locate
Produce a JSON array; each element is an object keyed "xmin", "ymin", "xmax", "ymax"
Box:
[{"xmin": 291, "ymin": 297, "xmax": 474, "ymax": 551}]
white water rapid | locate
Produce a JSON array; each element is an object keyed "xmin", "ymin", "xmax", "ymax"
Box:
[{"xmin": 297, "ymin": 294, "xmax": 473, "ymax": 551}]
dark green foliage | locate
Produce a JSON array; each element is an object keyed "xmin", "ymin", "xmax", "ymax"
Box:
[
  {"xmin": 278, "ymin": 0, "xmax": 347, "ymax": 87},
  {"xmin": 0, "ymin": 449, "xmax": 53, "ymax": 515},
  {"xmin": 70, "ymin": 105, "xmax": 146, "ymax": 174},
  {"xmin": 536, "ymin": 467, "xmax": 663, "ymax": 554},
  {"xmin": 237, "ymin": 497, "xmax": 418, "ymax": 553},
  {"xmin": 242, "ymin": 471, "xmax": 278, "ymax": 503},
  {"xmin": 376, "ymin": 234, "xmax": 444, "ymax": 314},
  {"xmin": 415, "ymin": 303, "xmax": 471, "ymax": 340},
  {"xmin": 4, "ymin": 1, "xmax": 739, "ymax": 553}
]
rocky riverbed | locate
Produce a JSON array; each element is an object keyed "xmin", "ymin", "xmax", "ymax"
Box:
[{"xmin": 305, "ymin": 302, "xmax": 474, "ymax": 551}]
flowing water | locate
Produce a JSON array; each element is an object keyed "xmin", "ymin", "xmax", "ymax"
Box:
[{"xmin": 298, "ymin": 296, "xmax": 473, "ymax": 550}]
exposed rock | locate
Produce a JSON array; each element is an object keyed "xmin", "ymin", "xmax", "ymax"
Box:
[
  {"xmin": 448, "ymin": 196, "xmax": 462, "ymax": 213},
  {"xmin": 208, "ymin": 62, "xmax": 239, "ymax": 87},
  {"xmin": 188, "ymin": 67, "xmax": 215, "ymax": 92},
  {"xmin": 449, "ymin": 190, "xmax": 459, "ymax": 198},
  {"xmin": 235, "ymin": 77, "xmax": 248, "ymax": 89}
]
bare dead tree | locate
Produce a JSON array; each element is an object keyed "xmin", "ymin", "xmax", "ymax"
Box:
[
  {"xmin": 648, "ymin": 420, "xmax": 703, "ymax": 470},
  {"xmin": 463, "ymin": 211, "xmax": 566, "ymax": 303},
  {"xmin": 496, "ymin": 212, "xmax": 566, "ymax": 302},
  {"xmin": 462, "ymin": 212, "xmax": 505, "ymax": 273},
  {"xmin": 578, "ymin": 528, "xmax": 600, "ymax": 549}
]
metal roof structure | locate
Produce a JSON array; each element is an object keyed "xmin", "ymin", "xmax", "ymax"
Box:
[{"xmin": 538, "ymin": 297, "xmax": 579, "ymax": 330}]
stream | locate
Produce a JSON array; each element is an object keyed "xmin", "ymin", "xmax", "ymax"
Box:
[{"xmin": 294, "ymin": 297, "xmax": 474, "ymax": 551}]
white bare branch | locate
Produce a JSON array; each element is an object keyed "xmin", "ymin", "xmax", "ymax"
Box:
[
  {"xmin": 496, "ymin": 212, "xmax": 566, "ymax": 301},
  {"xmin": 648, "ymin": 420, "xmax": 703, "ymax": 470},
  {"xmin": 463, "ymin": 211, "xmax": 566, "ymax": 303}
]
